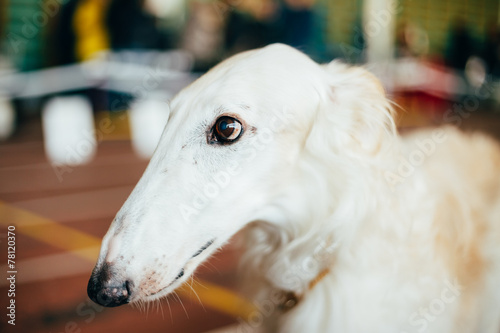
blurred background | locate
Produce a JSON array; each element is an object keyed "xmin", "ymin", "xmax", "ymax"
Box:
[{"xmin": 0, "ymin": 0, "xmax": 499, "ymax": 332}]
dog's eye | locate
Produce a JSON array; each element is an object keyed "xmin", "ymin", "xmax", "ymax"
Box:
[{"xmin": 212, "ymin": 116, "xmax": 243, "ymax": 143}]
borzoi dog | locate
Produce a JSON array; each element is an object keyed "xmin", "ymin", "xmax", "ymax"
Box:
[{"xmin": 88, "ymin": 44, "xmax": 500, "ymax": 333}]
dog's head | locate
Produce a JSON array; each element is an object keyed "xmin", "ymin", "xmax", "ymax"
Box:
[{"xmin": 87, "ymin": 44, "xmax": 395, "ymax": 307}]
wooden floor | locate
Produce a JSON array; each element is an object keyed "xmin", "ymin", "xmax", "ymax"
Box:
[{"xmin": 0, "ymin": 117, "xmax": 244, "ymax": 333}]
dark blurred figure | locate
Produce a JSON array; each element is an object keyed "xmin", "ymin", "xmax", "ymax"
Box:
[
  {"xmin": 224, "ymin": 0, "xmax": 279, "ymax": 56},
  {"xmin": 396, "ymin": 22, "xmax": 412, "ymax": 58},
  {"xmin": 106, "ymin": 0, "xmax": 170, "ymax": 51},
  {"xmin": 224, "ymin": 0, "xmax": 327, "ymax": 61},
  {"xmin": 47, "ymin": 0, "xmax": 107, "ymax": 112},
  {"xmin": 0, "ymin": 0, "xmax": 5, "ymax": 51},
  {"xmin": 445, "ymin": 18, "xmax": 475, "ymax": 70},
  {"xmin": 279, "ymin": 0, "xmax": 316, "ymax": 50},
  {"xmin": 105, "ymin": 0, "xmax": 171, "ymax": 111},
  {"xmin": 51, "ymin": 0, "xmax": 80, "ymax": 66},
  {"xmin": 51, "ymin": 0, "xmax": 170, "ymax": 65},
  {"xmin": 483, "ymin": 22, "xmax": 500, "ymax": 77},
  {"xmin": 49, "ymin": 0, "xmax": 171, "ymax": 112},
  {"xmin": 183, "ymin": 1, "xmax": 226, "ymax": 72},
  {"xmin": 395, "ymin": 23, "xmax": 430, "ymax": 59}
]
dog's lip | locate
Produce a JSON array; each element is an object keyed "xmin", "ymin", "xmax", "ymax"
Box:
[
  {"xmin": 147, "ymin": 277, "xmax": 180, "ymax": 297},
  {"xmin": 144, "ymin": 265, "xmax": 191, "ymax": 298},
  {"xmin": 192, "ymin": 239, "xmax": 215, "ymax": 258},
  {"xmin": 142, "ymin": 240, "xmax": 217, "ymax": 299}
]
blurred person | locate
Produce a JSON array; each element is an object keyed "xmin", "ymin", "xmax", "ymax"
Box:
[
  {"xmin": 267, "ymin": 0, "xmax": 328, "ymax": 61},
  {"xmin": 396, "ymin": 22, "xmax": 430, "ymax": 59},
  {"xmin": 50, "ymin": 0, "xmax": 173, "ymax": 111},
  {"xmin": 444, "ymin": 18, "xmax": 489, "ymax": 110},
  {"xmin": 183, "ymin": 1, "xmax": 226, "ymax": 72},
  {"xmin": 52, "ymin": 0, "xmax": 170, "ymax": 63},
  {"xmin": 51, "ymin": 0, "xmax": 81, "ymax": 66},
  {"xmin": 0, "ymin": 0, "xmax": 5, "ymax": 51},
  {"xmin": 483, "ymin": 22, "xmax": 500, "ymax": 77},
  {"xmin": 224, "ymin": 0, "xmax": 279, "ymax": 56},
  {"xmin": 73, "ymin": 0, "xmax": 112, "ymax": 61},
  {"xmin": 185, "ymin": 0, "xmax": 327, "ymax": 71},
  {"xmin": 445, "ymin": 18, "xmax": 476, "ymax": 71},
  {"xmin": 50, "ymin": 0, "xmax": 113, "ymax": 113},
  {"xmin": 224, "ymin": 0, "xmax": 327, "ymax": 61},
  {"xmin": 105, "ymin": 0, "xmax": 172, "ymax": 111},
  {"xmin": 279, "ymin": 0, "xmax": 316, "ymax": 49},
  {"xmin": 395, "ymin": 22, "xmax": 413, "ymax": 58},
  {"xmin": 106, "ymin": 0, "xmax": 171, "ymax": 51}
]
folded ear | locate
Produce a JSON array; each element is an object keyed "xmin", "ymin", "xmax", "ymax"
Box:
[{"xmin": 306, "ymin": 61, "xmax": 397, "ymax": 159}]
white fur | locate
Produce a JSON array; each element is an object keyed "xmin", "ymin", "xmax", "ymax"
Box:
[{"xmin": 92, "ymin": 44, "xmax": 500, "ymax": 332}]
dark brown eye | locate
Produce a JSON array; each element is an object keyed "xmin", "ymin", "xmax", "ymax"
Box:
[{"xmin": 212, "ymin": 116, "xmax": 243, "ymax": 143}]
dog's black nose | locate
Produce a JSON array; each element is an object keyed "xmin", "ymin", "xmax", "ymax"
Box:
[{"xmin": 87, "ymin": 264, "xmax": 132, "ymax": 307}]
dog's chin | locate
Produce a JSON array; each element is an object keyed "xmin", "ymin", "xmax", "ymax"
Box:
[
  {"xmin": 129, "ymin": 277, "xmax": 184, "ymax": 304},
  {"xmin": 132, "ymin": 257, "xmax": 206, "ymax": 304},
  {"xmin": 143, "ymin": 283, "xmax": 181, "ymax": 302}
]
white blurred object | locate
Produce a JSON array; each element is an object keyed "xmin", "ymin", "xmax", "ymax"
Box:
[
  {"xmin": 42, "ymin": 96, "xmax": 96, "ymax": 166},
  {"xmin": 129, "ymin": 98, "xmax": 170, "ymax": 159},
  {"xmin": 363, "ymin": 0, "xmax": 396, "ymax": 64},
  {"xmin": 0, "ymin": 51, "xmax": 195, "ymax": 100},
  {"xmin": 0, "ymin": 94, "xmax": 15, "ymax": 140},
  {"xmin": 465, "ymin": 56, "xmax": 487, "ymax": 88},
  {"xmin": 391, "ymin": 58, "xmax": 467, "ymax": 98},
  {"xmin": 144, "ymin": 0, "xmax": 185, "ymax": 18}
]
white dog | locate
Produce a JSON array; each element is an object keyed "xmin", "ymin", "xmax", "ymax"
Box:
[{"xmin": 88, "ymin": 44, "xmax": 500, "ymax": 333}]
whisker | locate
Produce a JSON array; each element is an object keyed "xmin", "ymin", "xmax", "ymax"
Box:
[
  {"xmin": 158, "ymin": 300, "xmax": 165, "ymax": 320},
  {"xmin": 166, "ymin": 296, "xmax": 173, "ymax": 323},
  {"xmin": 187, "ymin": 277, "xmax": 205, "ymax": 311},
  {"xmin": 200, "ymin": 261, "xmax": 221, "ymax": 275},
  {"xmin": 173, "ymin": 291, "xmax": 189, "ymax": 319},
  {"xmin": 192, "ymin": 278, "xmax": 209, "ymax": 290}
]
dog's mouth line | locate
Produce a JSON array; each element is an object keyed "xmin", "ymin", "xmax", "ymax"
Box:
[
  {"xmin": 144, "ymin": 266, "xmax": 190, "ymax": 298},
  {"xmin": 192, "ymin": 239, "xmax": 215, "ymax": 258},
  {"xmin": 142, "ymin": 240, "xmax": 216, "ymax": 298}
]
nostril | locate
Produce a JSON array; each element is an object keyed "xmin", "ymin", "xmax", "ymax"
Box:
[
  {"xmin": 87, "ymin": 269, "xmax": 132, "ymax": 307},
  {"xmin": 125, "ymin": 280, "xmax": 132, "ymax": 297},
  {"xmin": 96, "ymin": 283, "xmax": 130, "ymax": 307},
  {"xmin": 110, "ymin": 283, "xmax": 130, "ymax": 299}
]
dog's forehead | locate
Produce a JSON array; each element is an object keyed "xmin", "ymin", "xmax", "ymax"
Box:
[
  {"xmin": 190, "ymin": 45, "xmax": 317, "ymax": 91},
  {"xmin": 169, "ymin": 44, "xmax": 322, "ymax": 123}
]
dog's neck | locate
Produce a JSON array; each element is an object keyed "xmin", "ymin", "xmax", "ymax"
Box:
[{"xmin": 243, "ymin": 151, "xmax": 395, "ymax": 299}]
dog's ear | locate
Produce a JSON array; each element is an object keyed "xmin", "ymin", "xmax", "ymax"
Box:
[{"xmin": 306, "ymin": 61, "xmax": 396, "ymax": 159}]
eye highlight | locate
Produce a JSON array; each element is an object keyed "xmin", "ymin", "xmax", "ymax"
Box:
[{"xmin": 210, "ymin": 116, "xmax": 243, "ymax": 143}]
